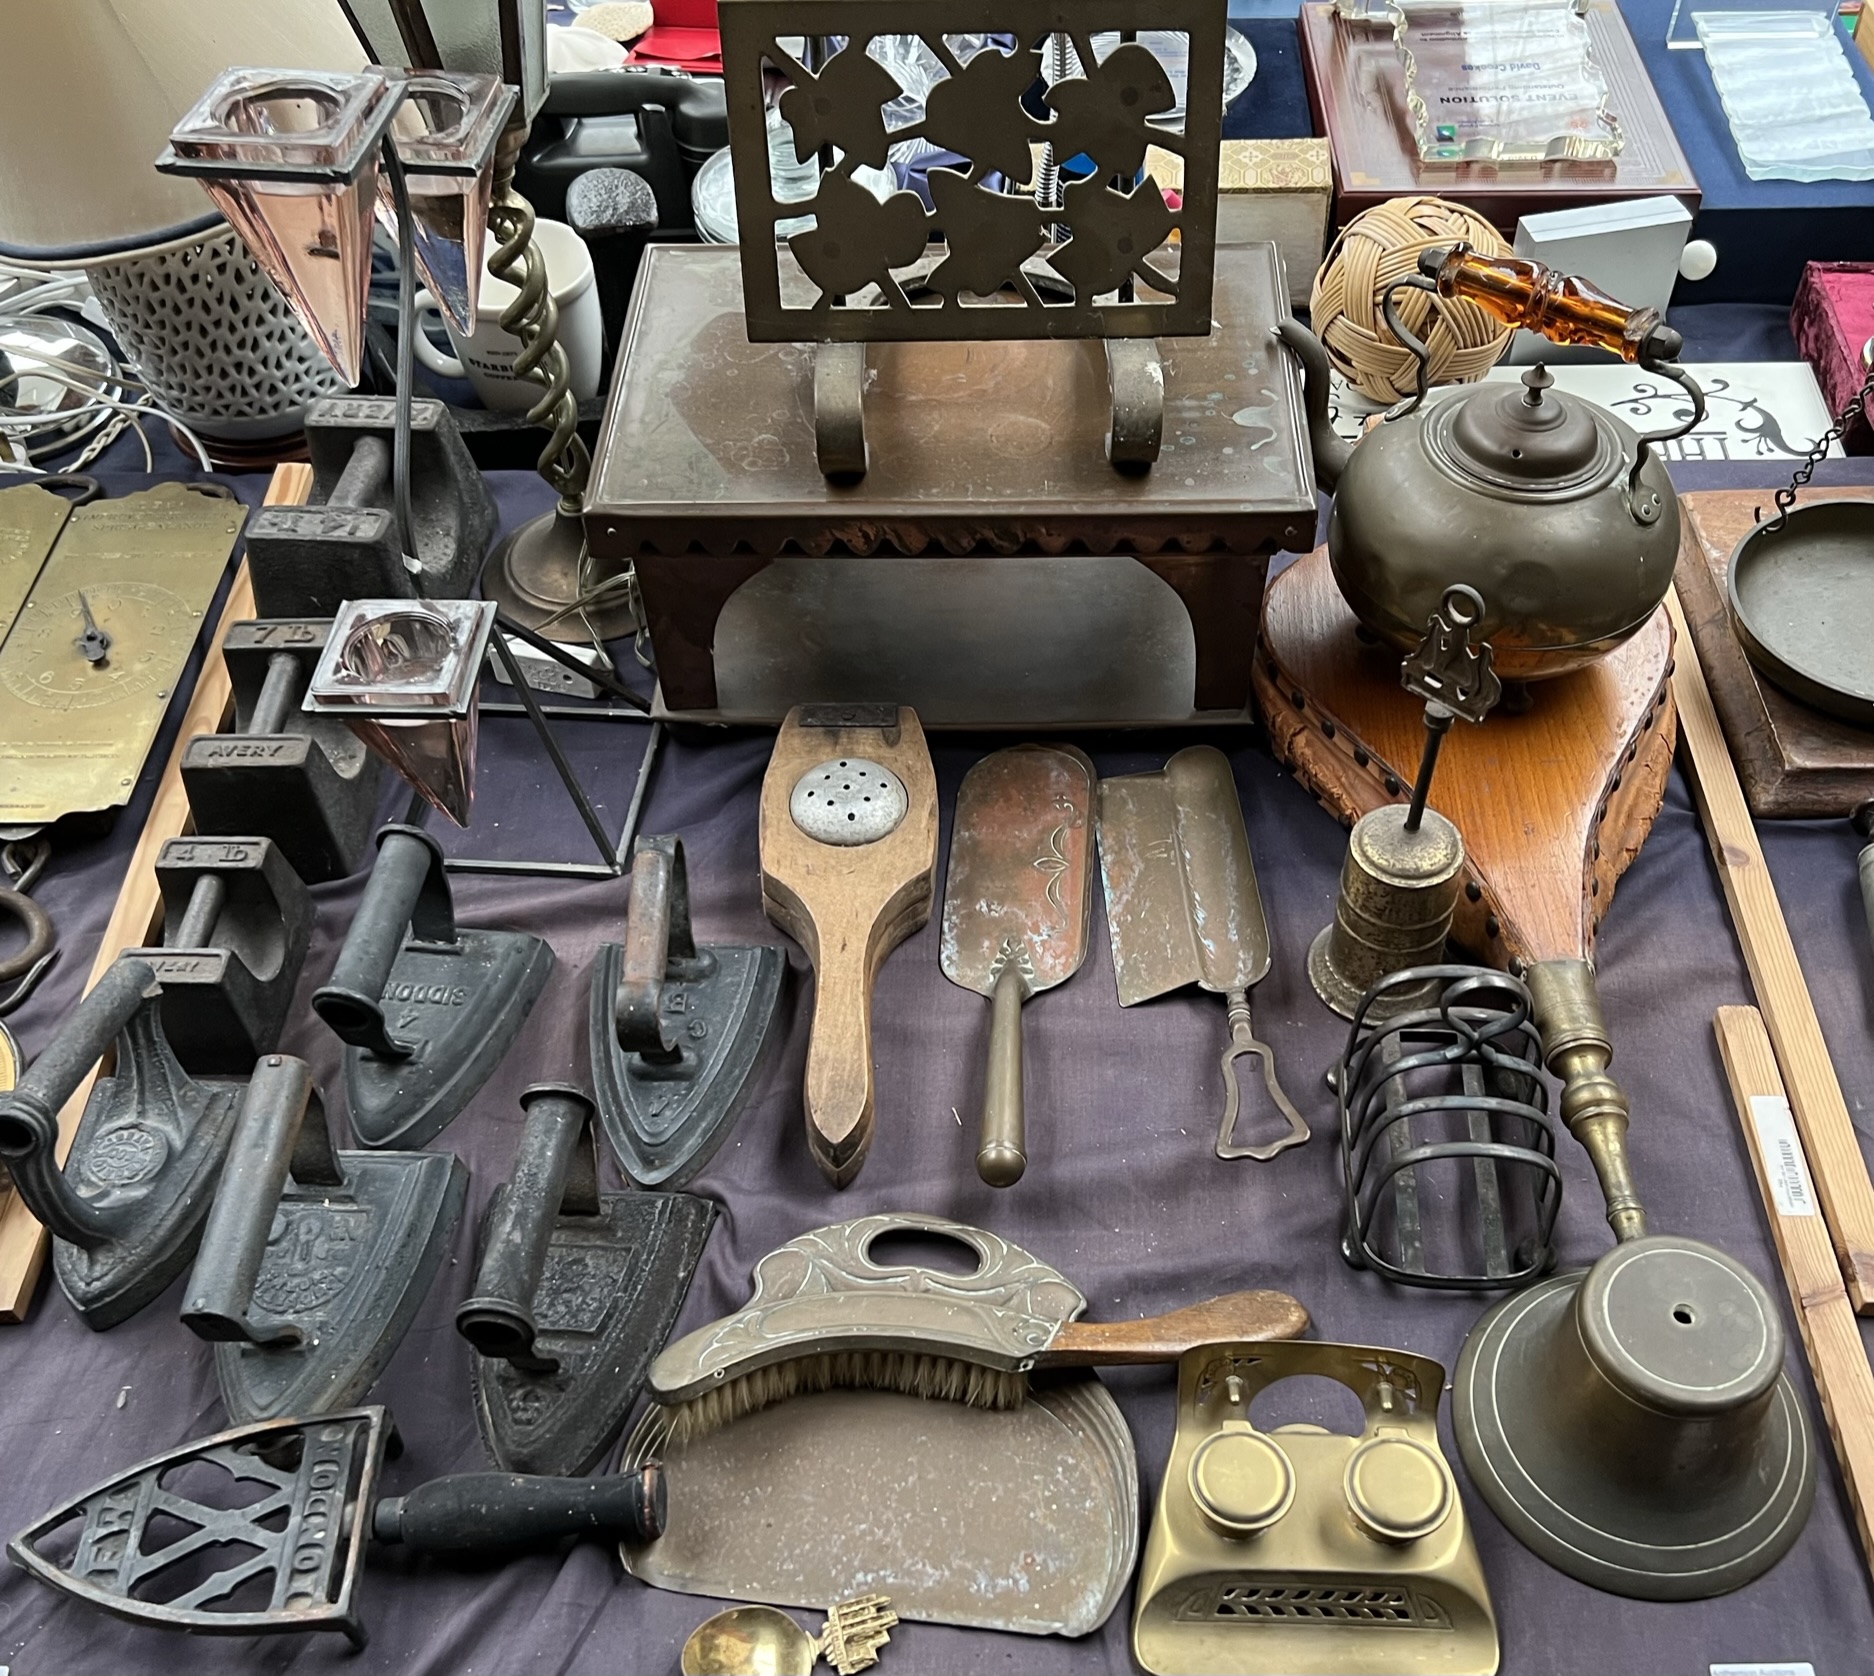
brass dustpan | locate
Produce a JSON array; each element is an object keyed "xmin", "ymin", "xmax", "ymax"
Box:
[{"xmin": 1097, "ymin": 745, "xmax": 1307, "ymax": 1160}]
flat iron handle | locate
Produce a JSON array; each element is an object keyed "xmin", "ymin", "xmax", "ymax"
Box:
[
  {"xmin": 0, "ymin": 956, "xmax": 152, "ymax": 1137},
  {"xmin": 313, "ymin": 826, "xmax": 446, "ymax": 1058},
  {"xmin": 372, "ymin": 1463, "xmax": 666, "ymax": 1553},
  {"xmin": 976, "ymin": 964, "xmax": 1027, "ymax": 1188},
  {"xmin": 616, "ymin": 837, "xmax": 697, "ymax": 1056},
  {"xmin": 182, "ymin": 1055, "xmax": 321, "ymax": 1347},
  {"xmin": 0, "ymin": 956, "xmax": 156, "ymax": 1249},
  {"xmin": 1039, "ymin": 1288, "xmax": 1312, "ymax": 1365},
  {"xmin": 456, "ymin": 1085, "xmax": 597, "ymax": 1368}
]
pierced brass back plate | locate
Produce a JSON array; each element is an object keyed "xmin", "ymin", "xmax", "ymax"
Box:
[
  {"xmin": 0, "ymin": 484, "xmax": 244, "ymax": 826},
  {"xmin": 1133, "ymin": 1339, "xmax": 1498, "ymax": 1676}
]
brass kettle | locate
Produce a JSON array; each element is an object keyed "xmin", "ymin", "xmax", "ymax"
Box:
[{"xmin": 1278, "ymin": 246, "xmax": 1704, "ymax": 682}]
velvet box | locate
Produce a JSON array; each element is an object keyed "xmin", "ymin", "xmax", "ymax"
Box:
[{"xmin": 1791, "ymin": 261, "xmax": 1874, "ymax": 454}]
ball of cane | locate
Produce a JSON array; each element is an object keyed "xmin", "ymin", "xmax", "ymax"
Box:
[{"xmin": 1309, "ymin": 197, "xmax": 1514, "ymax": 405}]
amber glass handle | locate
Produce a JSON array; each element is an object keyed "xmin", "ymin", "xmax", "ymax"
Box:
[{"xmin": 1417, "ymin": 243, "xmax": 1684, "ymax": 367}]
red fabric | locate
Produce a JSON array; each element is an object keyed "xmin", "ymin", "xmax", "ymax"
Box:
[
  {"xmin": 1791, "ymin": 261, "xmax": 1874, "ymax": 453},
  {"xmin": 626, "ymin": 23, "xmax": 721, "ymax": 71}
]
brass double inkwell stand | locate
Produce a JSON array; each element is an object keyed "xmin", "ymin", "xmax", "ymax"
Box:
[{"xmin": 3, "ymin": 4, "xmax": 1872, "ymax": 1671}]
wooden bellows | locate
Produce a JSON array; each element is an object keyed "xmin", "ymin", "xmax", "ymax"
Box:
[
  {"xmin": 759, "ymin": 706, "xmax": 937, "ymax": 1186},
  {"xmin": 1255, "ymin": 546, "xmax": 1676, "ymax": 969}
]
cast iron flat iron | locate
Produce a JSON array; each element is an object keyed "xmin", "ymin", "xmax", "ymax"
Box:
[
  {"xmin": 457, "ymin": 1083, "xmax": 717, "ymax": 1476},
  {"xmin": 590, "ymin": 835, "xmax": 785, "ymax": 1188},
  {"xmin": 181, "ymin": 1054, "xmax": 466, "ymax": 1424},
  {"xmin": 313, "ymin": 821, "xmax": 552, "ymax": 1148},
  {"xmin": 8, "ymin": 1405, "xmax": 666, "ymax": 1648},
  {"xmin": 0, "ymin": 957, "xmax": 243, "ymax": 1328}
]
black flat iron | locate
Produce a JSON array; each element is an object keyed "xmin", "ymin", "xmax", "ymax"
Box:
[
  {"xmin": 0, "ymin": 957, "xmax": 244, "ymax": 1328},
  {"xmin": 8, "ymin": 1406, "xmax": 665, "ymax": 1647},
  {"xmin": 314, "ymin": 822, "xmax": 551, "ymax": 1148},
  {"xmin": 457, "ymin": 1083, "xmax": 717, "ymax": 1476},
  {"xmin": 589, "ymin": 835, "xmax": 785, "ymax": 1188},
  {"xmin": 181, "ymin": 1053, "xmax": 466, "ymax": 1423}
]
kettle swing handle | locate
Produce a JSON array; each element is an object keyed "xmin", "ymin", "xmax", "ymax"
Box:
[{"xmin": 1409, "ymin": 242, "xmax": 1708, "ymax": 517}]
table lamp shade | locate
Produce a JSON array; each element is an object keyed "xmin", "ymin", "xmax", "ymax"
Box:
[
  {"xmin": 341, "ymin": 0, "xmax": 547, "ymax": 124},
  {"xmin": 0, "ymin": 1, "xmax": 368, "ymax": 265}
]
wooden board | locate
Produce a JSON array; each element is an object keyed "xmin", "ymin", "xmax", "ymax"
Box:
[
  {"xmin": 0, "ymin": 463, "xmax": 314, "ymax": 1324},
  {"xmin": 1254, "ymin": 545, "xmax": 1675, "ymax": 967},
  {"xmin": 1675, "ymin": 487, "xmax": 1874, "ymax": 818},
  {"xmin": 758, "ymin": 706, "xmax": 937, "ymax": 1187},
  {"xmin": 1716, "ymin": 1004, "xmax": 1874, "ymax": 1583},
  {"xmin": 1667, "ymin": 584, "xmax": 1874, "ymax": 1313}
]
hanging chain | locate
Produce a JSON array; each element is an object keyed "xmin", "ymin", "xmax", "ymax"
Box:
[{"xmin": 1769, "ymin": 342, "xmax": 1874, "ymax": 530}]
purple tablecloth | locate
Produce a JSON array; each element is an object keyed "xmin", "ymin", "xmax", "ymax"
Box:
[{"xmin": 5, "ymin": 441, "xmax": 1874, "ymax": 1675}]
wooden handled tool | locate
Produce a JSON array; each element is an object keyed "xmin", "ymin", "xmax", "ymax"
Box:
[
  {"xmin": 1034, "ymin": 1289, "xmax": 1310, "ymax": 1366},
  {"xmin": 759, "ymin": 706, "xmax": 937, "ymax": 1187},
  {"xmin": 1256, "ymin": 547, "xmax": 1676, "ymax": 1242}
]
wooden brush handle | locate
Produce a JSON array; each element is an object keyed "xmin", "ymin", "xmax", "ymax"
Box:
[
  {"xmin": 1038, "ymin": 1289, "xmax": 1310, "ymax": 1366},
  {"xmin": 803, "ymin": 950, "xmax": 879, "ymax": 1187}
]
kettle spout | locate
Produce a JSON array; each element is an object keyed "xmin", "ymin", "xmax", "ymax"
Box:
[{"xmin": 1274, "ymin": 319, "xmax": 1351, "ymax": 494}]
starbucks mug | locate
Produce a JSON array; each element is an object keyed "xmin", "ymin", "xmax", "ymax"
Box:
[{"xmin": 413, "ymin": 218, "xmax": 602, "ymax": 412}]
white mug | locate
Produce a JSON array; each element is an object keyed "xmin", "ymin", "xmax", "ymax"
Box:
[{"xmin": 413, "ymin": 218, "xmax": 602, "ymax": 412}]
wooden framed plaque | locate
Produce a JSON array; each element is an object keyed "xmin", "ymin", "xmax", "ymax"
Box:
[{"xmin": 1298, "ymin": 0, "xmax": 1699, "ymax": 233}]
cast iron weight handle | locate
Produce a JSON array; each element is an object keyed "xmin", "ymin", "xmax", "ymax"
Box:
[
  {"xmin": 372, "ymin": 1463, "xmax": 666, "ymax": 1553},
  {"xmin": 456, "ymin": 1085, "xmax": 601, "ymax": 1374},
  {"xmin": 313, "ymin": 825, "xmax": 457, "ymax": 1060},
  {"xmin": 977, "ymin": 949, "xmax": 1029, "ymax": 1188},
  {"xmin": 182, "ymin": 1055, "xmax": 345, "ymax": 1348}
]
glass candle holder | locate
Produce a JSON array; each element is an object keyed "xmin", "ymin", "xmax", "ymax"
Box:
[{"xmin": 158, "ymin": 68, "xmax": 401, "ymax": 386}]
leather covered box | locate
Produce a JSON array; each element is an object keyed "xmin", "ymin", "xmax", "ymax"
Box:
[{"xmin": 1791, "ymin": 261, "xmax": 1874, "ymax": 453}]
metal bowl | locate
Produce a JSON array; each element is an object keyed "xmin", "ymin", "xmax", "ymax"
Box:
[{"xmin": 1728, "ymin": 499, "xmax": 1874, "ymax": 728}]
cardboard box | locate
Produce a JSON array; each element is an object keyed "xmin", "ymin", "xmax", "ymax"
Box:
[
  {"xmin": 1506, "ymin": 197, "xmax": 1694, "ymax": 363},
  {"xmin": 1145, "ymin": 138, "xmax": 1332, "ymax": 307}
]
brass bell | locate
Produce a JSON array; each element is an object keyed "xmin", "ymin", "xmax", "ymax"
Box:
[
  {"xmin": 1310, "ymin": 584, "xmax": 1498, "ymax": 1020},
  {"xmin": 1452, "ymin": 1233, "xmax": 1816, "ymax": 1600},
  {"xmin": 1309, "ymin": 803, "xmax": 1463, "ymax": 1019}
]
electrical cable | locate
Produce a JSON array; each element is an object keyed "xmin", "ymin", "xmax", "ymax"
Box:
[{"xmin": 0, "ymin": 266, "xmax": 216, "ymax": 474}]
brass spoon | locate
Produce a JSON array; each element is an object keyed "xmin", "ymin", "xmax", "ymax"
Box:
[{"xmin": 681, "ymin": 1597, "xmax": 896, "ymax": 1676}]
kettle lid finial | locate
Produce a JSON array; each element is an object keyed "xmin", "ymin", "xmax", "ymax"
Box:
[{"xmin": 1521, "ymin": 365, "xmax": 1555, "ymax": 405}]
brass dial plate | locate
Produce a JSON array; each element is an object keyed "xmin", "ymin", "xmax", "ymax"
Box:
[
  {"xmin": 0, "ymin": 484, "xmax": 243, "ymax": 826},
  {"xmin": 0, "ymin": 482, "xmax": 73, "ymax": 646}
]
